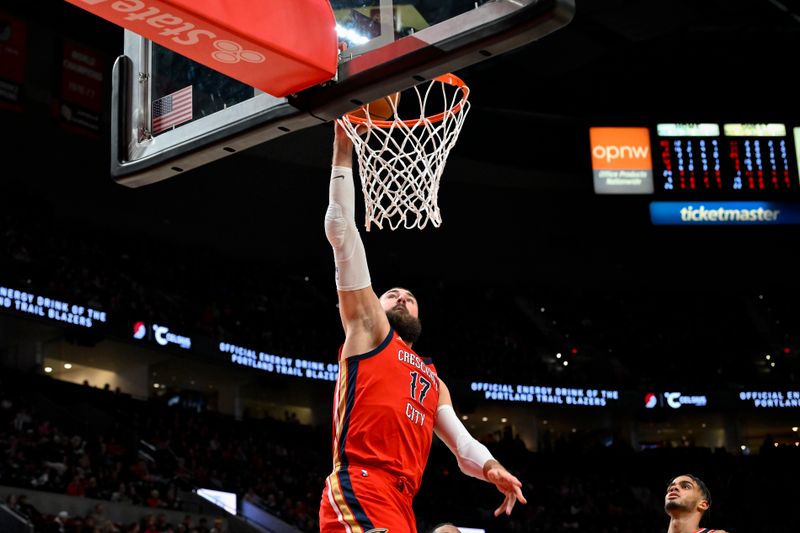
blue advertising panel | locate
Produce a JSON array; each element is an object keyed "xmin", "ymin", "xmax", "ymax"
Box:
[{"xmin": 650, "ymin": 201, "xmax": 800, "ymax": 225}]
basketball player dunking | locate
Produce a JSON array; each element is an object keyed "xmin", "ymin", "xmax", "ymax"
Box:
[{"xmin": 318, "ymin": 121, "xmax": 527, "ymax": 533}]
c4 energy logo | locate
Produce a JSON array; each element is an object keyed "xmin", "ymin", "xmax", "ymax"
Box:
[
  {"xmin": 650, "ymin": 202, "xmax": 800, "ymax": 225},
  {"xmin": 589, "ymin": 127, "xmax": 654, "ymax": 194}
]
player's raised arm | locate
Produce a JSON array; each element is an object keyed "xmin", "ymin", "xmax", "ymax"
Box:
[{"xmin": 325, "ymin": 121, "xmax": 389, "ymax": 355}]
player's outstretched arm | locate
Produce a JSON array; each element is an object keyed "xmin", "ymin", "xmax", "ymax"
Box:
[
  {"xmin": 434, "ymin": 380, "xmax": 527, "ymax": 516},
  {"xmin": 325, "ymin": 121, "xmax": 389, "ymax": 355}
]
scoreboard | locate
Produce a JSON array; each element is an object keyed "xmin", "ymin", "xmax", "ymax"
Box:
[
  {"xmin": 590, "ymin": 124, "xmax": 800, "ymax": 224},
  {"xmin": 591, "ymin": 123, "xmax": 799, "ymax": 196},
  {"xmin": 654, "ymin": 123, "xmax": 796, "ymax": 194}
]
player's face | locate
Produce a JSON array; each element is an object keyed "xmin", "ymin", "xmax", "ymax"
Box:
[
  {"xmin": 664, "ymin": 475, "xmax": 707, "ymax": 514},
  {"xmin": 380, "ymin": 288, "xmax": 419, "ymax": 318}
]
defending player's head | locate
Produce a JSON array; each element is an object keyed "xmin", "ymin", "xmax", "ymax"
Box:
[
  {"xmin": 429, "ymin": 523, "xmax": 461, "ymax": 533},
  {"xmin": 380, "ymin": 287, "xmax": 421, "ymax": 345},
  {"xmin": 665, "ymin": 474, "xmax": 712, "ymax": 520}
]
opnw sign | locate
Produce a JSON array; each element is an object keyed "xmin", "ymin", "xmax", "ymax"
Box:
[
  {"xmin": 65, "ymin": 0, "xmax": 337, "ymax": 96},
  {"xmin": 590, "ymin": 127, "xmax": 654, "ymax": 194}
]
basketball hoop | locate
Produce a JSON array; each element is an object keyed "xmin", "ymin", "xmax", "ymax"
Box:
[{"xmin": 338, "ymin": 73, "xmax": 470, "ymax": 231}]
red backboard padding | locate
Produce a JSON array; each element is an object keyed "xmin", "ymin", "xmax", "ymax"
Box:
[{"xmin": 66, "ymin": 0, "xmax": 338, "ymax": 97}]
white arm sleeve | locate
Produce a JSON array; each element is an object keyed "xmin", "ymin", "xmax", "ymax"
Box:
[
  {"xmin": 434, "ymin": 404, "xmax": 495, "ymax": 480},
  {"xmin": 325, "ymin": 166, "xmax": 371, "ymax": 291}
]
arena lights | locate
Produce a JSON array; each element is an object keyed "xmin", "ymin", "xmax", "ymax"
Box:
[{"xmin": 335, "ymin": 24, "xmax": 370, "ymax": 45}]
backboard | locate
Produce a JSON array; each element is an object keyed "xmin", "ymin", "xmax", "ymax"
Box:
[{"xmin": 110, "ymin": 0, "xmax": 575, "ymax": 187}]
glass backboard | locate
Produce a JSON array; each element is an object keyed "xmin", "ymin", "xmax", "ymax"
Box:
[{"xmin": 110, "ymin": 0, "xmax": 575, "ymax": 187}]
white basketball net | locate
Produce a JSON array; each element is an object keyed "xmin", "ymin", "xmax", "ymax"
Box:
[{"xmin": 337, "ymin": 74, "xmax": 470, "ymax": 231}]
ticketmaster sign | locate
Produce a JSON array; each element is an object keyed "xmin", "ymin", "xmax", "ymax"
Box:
[{"xmin": 650, "ymin": 202, "xmax": 800, "ymax": 225}]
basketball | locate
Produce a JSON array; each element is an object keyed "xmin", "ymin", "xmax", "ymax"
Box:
[{"xmin": 350, "ymin": 92, "xmax": 401, "ymax": 121}]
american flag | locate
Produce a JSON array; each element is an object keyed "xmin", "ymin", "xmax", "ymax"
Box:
[{"xmin": 151, "ymin": 85, "xmax": 193, "ymax": 134}]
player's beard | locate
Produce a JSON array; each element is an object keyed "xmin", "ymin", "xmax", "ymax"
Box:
[
  {"xmin": 386, "ymin": 309, "xmax": 422, "ymax": 345},
  {"xmin": 664, "ymin": 500, "xmax": 688, "ymax": 513}
]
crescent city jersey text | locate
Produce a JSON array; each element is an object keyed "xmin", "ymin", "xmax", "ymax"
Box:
[{"xmin": 329, "ymin": 329, "xmax": 440, "ymax": 496}]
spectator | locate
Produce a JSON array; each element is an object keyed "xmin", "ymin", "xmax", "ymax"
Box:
[{"xmin": 46, "ymin": 510, "xmax": 70, "ymax": 533}]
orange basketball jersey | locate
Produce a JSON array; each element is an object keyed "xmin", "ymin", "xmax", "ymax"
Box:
[{"xmin": 323, "ymin": 328, "xmax": 440, "ymax": 530}]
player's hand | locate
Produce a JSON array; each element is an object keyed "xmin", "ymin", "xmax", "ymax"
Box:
[
  {"xmin": 336, "ymin": 116, "xmax": 369, "ymax": 138},
  {"xmin": 334, "ymin": 119, "xmax": 353, "ymax": 140},
  {"xmin": 484, "ymin": 460, "xmax": 527, "ymax": 516}
]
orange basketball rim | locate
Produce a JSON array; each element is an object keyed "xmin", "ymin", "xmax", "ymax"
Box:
[{"xmin": 343, "ymin": 73, "xmax": 470, "ymax": 129}]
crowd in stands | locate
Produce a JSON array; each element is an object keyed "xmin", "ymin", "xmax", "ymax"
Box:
[
  {"xmin": 0, "ymin": 367, "xmax": 330, "ymax": 532},
  {"xmin": 2, "ymin": 368, "xmax": 799, "ymax": 533},
  {"xmin": 3, "ymin": 494, "xmax": 222, "ymax": 533}
]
